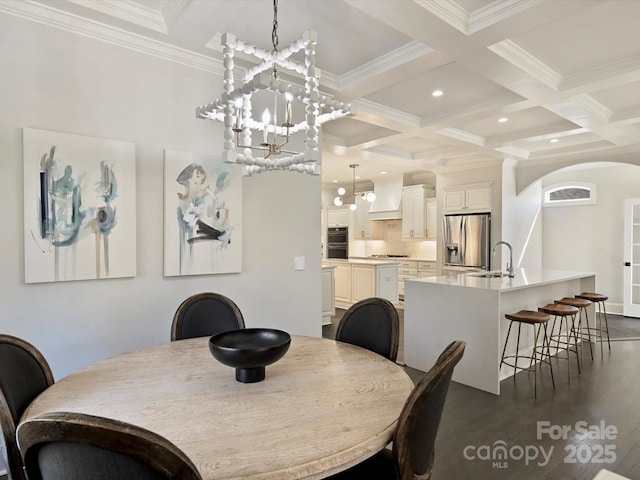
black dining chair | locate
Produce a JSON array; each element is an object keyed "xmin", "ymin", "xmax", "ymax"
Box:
[
  {"xmin": 328, "ymin": 340, "xmax": 466, "ymax": 480},
  {"xmin": 335, "ymin": 297, "xmax": 400, "ymax": 362},
  {"xmin": 0, "ymin": 334, "xmax": 54, "ymax": 480},
  {"xmin": 17, "ymin": 412, "xmax": 202, "ymax": 480},
  {"xmin": 170, "ymin": 292, "xmax": 245, "ymax": 341}
]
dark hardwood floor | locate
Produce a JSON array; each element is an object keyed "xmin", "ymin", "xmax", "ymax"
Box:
[{"xmin": 324, "ymin": 309, "xmax": 640, "ymax": 479}]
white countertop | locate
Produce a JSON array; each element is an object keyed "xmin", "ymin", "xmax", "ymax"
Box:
[
  {"xmin": 323, "ymin": 258, "xmax": 400, "ymax": 266},
  {"xmin": 407, "ymin": 268, "xmax": 595, "ymax": 292}
]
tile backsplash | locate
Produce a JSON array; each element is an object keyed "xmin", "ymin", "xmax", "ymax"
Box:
[{"xmin": 349, "ymin": 220, "xmax": 437, "ymax": 260}]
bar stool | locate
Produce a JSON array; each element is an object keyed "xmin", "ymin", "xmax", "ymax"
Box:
[
  {"xmin": 538, "ymin": 303, "xmax": 580, "ymax": 384},
  {"xmin": 555, "ymin": 297, "xmax": 594, "ymax": 363},
  {"xmin": 500, "ymin": 310, "xmax": 555, "ymax": 398},
  {"xmin": 576, "ymin": 292, "xmax": 611, "ymax": 359}
]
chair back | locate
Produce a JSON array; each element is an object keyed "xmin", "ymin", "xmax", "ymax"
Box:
[
  {"xmin": 0, "ymin": 334, "xmax": 54, "ymax": 480},
  {"xmin": 17, "ymin": 412, "xmax": 202, "ymax": 480},
  {"xmin": 171, "ymin": 292, "xmax": 245, "ymax": 341},
  {"xmin": 335, "ymin": 297, "xmax": 399, "ymax": 361},
  {"xmin": 393, "ymin": 340, "xmax": 466, "ymax": 480}
]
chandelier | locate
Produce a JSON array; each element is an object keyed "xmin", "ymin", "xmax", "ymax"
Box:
[
  {"xmin": 334, "ymin": 164, "xmax": 375, "ymax": 211},
  {"xmin": 196, "ymin": 0, "xmax": 352, "ymax": 176}
]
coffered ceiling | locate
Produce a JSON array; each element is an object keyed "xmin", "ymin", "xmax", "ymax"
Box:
[{"xmin": 5, "ymin": 0, "xmax": 640, "ymax": 186}]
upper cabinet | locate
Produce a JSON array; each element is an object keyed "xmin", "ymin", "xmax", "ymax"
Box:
[
  {"xmin": 402, "ymin": 185, "xmax": 434, "ymax": 240},
  {"xmin": 425, "ymin": 197, "xmax": 437, "ymax": 240},
  {"xmin": 327, "ymin": 206, "xmax": 350, "ymax": 227},
  {"xmin": 444, "ymin": 183, "xmax": 492, "ymax": 213},
  {"xmin": 352, "ymin": 195, "xmax": 372, "ymax": 239}
]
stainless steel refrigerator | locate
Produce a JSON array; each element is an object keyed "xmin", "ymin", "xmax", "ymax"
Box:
[{"xmin": 443, "ymin": 213, "xmax": 491, "ymax": 269}]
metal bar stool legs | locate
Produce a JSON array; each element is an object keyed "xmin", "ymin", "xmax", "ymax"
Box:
[
  {"xmin": 501, "ymin": 310, "xmax": 555, "ymax": 398},
  {"xmin": 576, "ymin": 292, "xmax": 611, "ymax": 359},
  {"xmin": 539, "ymin": 303, "xmax": 580, "ymax": 384},
  {"xmin": 555, "ymin": 297, "xmax": 593, "ymax": 364}
]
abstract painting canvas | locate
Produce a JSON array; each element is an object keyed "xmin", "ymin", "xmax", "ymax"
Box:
[
  {"xmin": 23, "ymin": 128, "xmax": 136, "ymax": 283},
  {"xmin": 164, "ymin": 149, "xmax": 242, "ymax": 276}
]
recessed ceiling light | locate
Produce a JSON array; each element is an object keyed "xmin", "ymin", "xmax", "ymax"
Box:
[
  {"xmin": 498, "ymin": 117, "xmax": 508, "ymax": 123},
  {"xmin": 432, "ymin": 90, "xmax": 443, "ymax": 97},
  {"xmin": 380, "ymin": 171, "xmax": 388, "ymax": 175},
  {"xmin": 332, "ymin": 179, "xmax": 338, "ymax": 183},
  {"xmin": 550, "ymin": 138, "xmax": 559, "ymax": 143},
  {"xmin": 355, "ymin": 176, "xmax": 361, "ymax": 180}
]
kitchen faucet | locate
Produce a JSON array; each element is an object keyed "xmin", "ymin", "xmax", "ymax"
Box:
[{"xmin": 492, "ymin": 241, "xmax": 514, "ymax": 277}]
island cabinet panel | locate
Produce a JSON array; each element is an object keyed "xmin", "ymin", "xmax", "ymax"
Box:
[
  {"xmin": 321, "ymin": 266, "xmax": 335, "ymax": 326},
  {"xmin": 377, "ymin": 265, "xmax": 399, "ymax": 303},
  {"xmin": 324, "ymin": 260, "xmax": 399, "ymax": 309},
  {"xmin": 352, "ymin": 264, "xmax": 376, "ymax": 303},
  {"xmin": 333, "ymin": 262, "xmax": 352, "ymax": 304}
]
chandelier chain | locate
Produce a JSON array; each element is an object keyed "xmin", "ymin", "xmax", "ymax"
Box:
[{"xmin": 272, "ymin": 0, "xmax": 279, "ymax": 51}]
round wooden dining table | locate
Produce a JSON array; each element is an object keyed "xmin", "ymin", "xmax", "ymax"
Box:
[{"xmin": 22, "ymin": 335, "xmax": 414, "ymax": 479}]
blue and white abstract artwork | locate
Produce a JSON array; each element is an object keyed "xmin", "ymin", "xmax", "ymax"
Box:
[
  {"xmin": 23, "ymin": 128, "xmax": 136, "ymax": 283},
  {"xmin": 163, "ymin": 149, "xmax": 242, "ymax": 276}
]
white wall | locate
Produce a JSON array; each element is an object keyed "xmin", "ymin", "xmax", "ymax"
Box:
[
  {"xmin": 502, "ymin": 161, "xmax": 543, "ymax": 270},
  {"xmin": 0, "ymin": 13, "xmax": 321, "ymax": 380},
  {"xmin": 541, "ymin": 163, "xmax": 640, "ymax": 312}
]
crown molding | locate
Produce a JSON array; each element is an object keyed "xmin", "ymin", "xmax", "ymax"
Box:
[
  {"xmin": 67, "ymin": 0, "xmax": 168, "ymax": 34},
  {"xmin": 468, "ymin": 0, "xmax": 543, "ymax": 34},
  {"xmin": 161, "ymin": 0, "xmax": 191, "ymax": 32},
  {"xmin": 495, "ymin": 145, "xmax": 531, "ymax": 159},
  {"xmin": 338, "ymin": 41, "xmax": 433, "ymax": 90},
  {"xmin": 436, "ymin": 128, "xmax": 485, "ymax": 146},
  {"xmin": 610, "ymin": 105, "xmax": 640, "ymax": 125},
  {"xmin": 568, "ymin": 94, "xmax": 612, "ymax": 122},
  {"xmin": 560, "ymin": 54, "xmax": 640, "ymax": 93},
  {"xmin": 365, "ymin": 146, "xmax": 414, "ymax": 160},
  {"xmin": 322, "ymin": 134, "xmax": 349, "ymax": 148},
  {"xmin": 0, "ymin": 0, "xmax": 223, "ymax": 74},
  {"xmin": 488, "ymin": 39, "xmax": 562, "ymax": 91},
  {"xmin": 413, "ymin": 0, "xmax": 541, "ymax": 35},
  {"xmin": 353, "ymin": 98, "xmax": 422, "ymax": 128}
]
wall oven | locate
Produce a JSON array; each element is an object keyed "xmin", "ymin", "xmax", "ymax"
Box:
[{"xmin": 327, "ymin": 227, "xmax": 348, "ymax": 259}]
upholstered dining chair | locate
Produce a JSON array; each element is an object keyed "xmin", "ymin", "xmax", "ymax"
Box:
[
  {"xmin": 170, "ymin": 292, "xmax": 245, "ymax": 341},
  {"xmin": 328, "ymin": 340, "xmax": 466, "ymax": 480},
  {"xmin": 17, "ymin": 412, "xmax": 202, "ymax": 480},
  {"xmin": 0, "ymin": 334, "xmax": 54, "ymax": 480},
  {"xmin": 335, "ymin": 297, "xmax": 400, "ymax": 362}
]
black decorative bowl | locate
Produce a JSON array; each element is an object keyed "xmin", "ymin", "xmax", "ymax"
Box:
[{"xmin": 208, "ymin": 328, "xmax": 291, "ymax": 383}]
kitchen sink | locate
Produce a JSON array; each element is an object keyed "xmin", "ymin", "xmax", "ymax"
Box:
[{"xmin": 471, "ymin": 271, "xmax": 508, "ymax": 278}]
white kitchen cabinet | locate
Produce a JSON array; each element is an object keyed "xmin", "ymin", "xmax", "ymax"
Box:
[
  {"xmin": 352, "ymin": 195, "xmax": 372, "ymax": 239},
  {"xmin": 321, "ymin": 266, "xmax": 336, "ymax": 325},
  {"xmin": 402, "ymin": 185, "xmax": 434, "ymax": 240},
  {"xmin": 425, "ymin": 198, "xmax": 437, "ymax": 240},
  {"xmin": 417, "ymin": 261, "xmax": 436, "ymax": 277},
  {"xmin": 326, "ymin": 260, "xmax": 398, "ymax": 308},
  {"xmin": 351, "ymin": 264, "xmax": 376, "ymax": 303},
  {"xmin": 398, "ymin": 260, "xmax": 418, "ymax": 298},
  {"xmin": 444, "ymin": 183, "xmax": 492, "ymax": 213},
  {"xmin": 333, "ymin": 262, "xmax": 352, "ymax": 304},
  {"xmin": 327, "ymin": 207, "xmax": 350, "ymax": 227}
]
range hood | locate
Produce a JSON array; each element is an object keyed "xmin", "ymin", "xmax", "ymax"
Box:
[{"xmin": 367, "ymin": 175, "xmax": 403, "ymax": 220}]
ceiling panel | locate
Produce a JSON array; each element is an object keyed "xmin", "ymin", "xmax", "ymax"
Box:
[
  {"xmin": 511, "ymin": 1, "xmax": 640, "ymax": 76},
  {"xmin": 455, "ymin": 107, "xmax": 578, "ymax": 138},
  {"xmin": 362, "ymin": 62, "xmax": 512, "ymax": 118}
]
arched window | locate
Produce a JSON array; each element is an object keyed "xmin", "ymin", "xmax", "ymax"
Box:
[{"xmin": 543, "ymin": 182, "xmax": 596, "ymax": 207}]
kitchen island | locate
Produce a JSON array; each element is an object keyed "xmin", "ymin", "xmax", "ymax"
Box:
[
  {"xmin": 322, "ymin": 259, "xmax": 399, "ymax": 308},
  {"xmin": 404, "ymin": 269, "xmax": 595, "ymax": 394}
]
